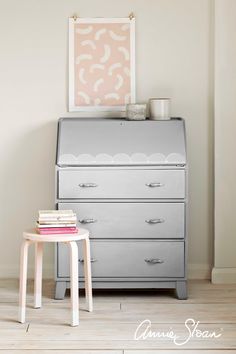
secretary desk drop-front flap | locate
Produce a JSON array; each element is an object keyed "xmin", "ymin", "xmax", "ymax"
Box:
[{"xmin": 56, "ymin": 118, "xmax": 187, "ymax": 166}]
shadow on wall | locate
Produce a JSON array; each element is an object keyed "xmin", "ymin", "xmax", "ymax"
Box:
[{"xmin": 1, "ymin": 121, "xmax": 57, "ymax": 272}]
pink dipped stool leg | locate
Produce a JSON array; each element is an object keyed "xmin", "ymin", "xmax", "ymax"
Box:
[
  {"xmin": 83, "ymin": 237, "xmax": 93, "ymax": 312},
  {"xmin": 19, "ymin": 239, "xmax": 31, "ymax": 323},
  {"xmin": 34, "ymin": 242, "xmax": 43, "ymax": 308},
  {"xmin": 68, "ymin": 241, "xmax": 79, "ymax": 326}
]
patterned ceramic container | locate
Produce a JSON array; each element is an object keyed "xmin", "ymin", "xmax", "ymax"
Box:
[{"xmin": 126, "ymin": 104, "xmax": 147, "ymax": 120}]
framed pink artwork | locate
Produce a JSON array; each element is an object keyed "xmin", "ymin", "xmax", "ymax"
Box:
[{"xmin": 68, "ymin": 17, "xmax": 135, "ymax": 112}]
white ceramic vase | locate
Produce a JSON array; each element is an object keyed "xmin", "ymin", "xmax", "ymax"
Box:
[{"xmin": 149, "ymin": 98, "xmax": 171, "ymax": 120}]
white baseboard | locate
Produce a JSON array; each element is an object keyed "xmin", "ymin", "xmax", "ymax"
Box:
[
  {"xmin": 0, "ymin": 265, "xmax": 54, "ymax": 279},
  {"xmin": 0, "ymin": 263, "xmax": 211, "ymax": 280},
  {"xmin": 188, "ymin": 263, "xmax": 212, "ymax": 280},
  {"xmin": 212, "ymin": 267, "xmax": 236, "ymax": 283}
]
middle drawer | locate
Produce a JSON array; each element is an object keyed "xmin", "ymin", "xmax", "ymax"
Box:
[{"xmin": 58, "ymin": 202, "xmax": 185, "ymax": 239}]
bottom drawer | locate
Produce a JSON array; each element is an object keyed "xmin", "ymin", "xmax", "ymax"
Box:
[{"xmin": 58, "ymin": 240, "xmax": 185, "ymax": 278}]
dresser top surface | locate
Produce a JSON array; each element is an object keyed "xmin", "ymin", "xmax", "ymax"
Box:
[{"xmin": 56, "ymin": 118, "xmax": 187, "ymax": 166}]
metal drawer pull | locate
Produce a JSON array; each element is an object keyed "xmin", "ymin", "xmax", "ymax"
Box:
[
  {"xmin": 79, "ymin": 258, "xmax": 97, "ymax": 263},
  {"xmin": 145, "ymin": 218, "xmax": 165, "ymax": 224},
  {"xmin": 79, "ymin": 183, "xmax": 98, "ymax": 188},
  {"xmin": 79, "ymin": 218, "xmax": 97, "ymax": 224},
  {"xmin": 146, "ymin": 182, "xmax": 164, "ymax": 187},
  {"xmin": 145, "ymin": 258, "xmax": 164, "ymax": 264}
]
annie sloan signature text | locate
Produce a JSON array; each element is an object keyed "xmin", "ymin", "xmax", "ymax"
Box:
[{"xmin": 134, "ymin": 318, "xmax": 222, "ymax": 346}]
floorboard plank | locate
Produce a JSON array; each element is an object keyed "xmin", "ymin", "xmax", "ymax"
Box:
[
  {"xmin": 0, "ymin": 323, "xmax": 233, "ymax": 349},
  {"xmin": 1, "ymin": 302, "xmax": 236, "ymax": 324},
  {"xmin": 0, "ymin": 351, "xmax": 122, "ymax": 354},
  {"xmin": 2, "ymin": 279, "xmax": 236, "ymax": 304},
  {"xmin": 125, "ymin": 351, "xmax": 236, "ymax": 354}
]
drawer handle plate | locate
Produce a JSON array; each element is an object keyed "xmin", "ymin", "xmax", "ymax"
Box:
[
  {"xmin": 79, "ymin": 258, "xmax": 97, "ymax": 263},
  {"xmin": 145, "ymin": 218, "xmax": 165, "ymax": 224},
  {"xmin": 146, "ymin": 182, "xmax": 164, "ymax": 187},
  {"xmin": 79, "ymin": 218, "xmax": 97, "ymax": 224},
  {"xmin": 145, "ymin": 258, "xmax": 164, "ymax": 264},
  {"xmin": 79, "ymin": 183, "xmax": 98, "ymax": 188}
]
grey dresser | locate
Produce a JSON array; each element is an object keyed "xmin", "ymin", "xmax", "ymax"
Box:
[{"xmin": 55, "ymin": 118, "xmax": 188, "ymax": 300}]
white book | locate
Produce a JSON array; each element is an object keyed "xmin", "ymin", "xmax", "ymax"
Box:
[
  {"xmin": 38, "ymin": 220, "xmax": 76, "ymax": 225},
  {"xmin": 36, "ymin": 222, "xmax": 77, "ymax": 228},
  {"xmin": 39, "ymin": 210, "xmax": 74, "ymax": 214},
  {"xmin": 38, "ymin": 215, "xmax": 77, "ymax": 222},
  {"xmin": 38, "ymin": 210, "xmax": 74, "ymax": 217}
]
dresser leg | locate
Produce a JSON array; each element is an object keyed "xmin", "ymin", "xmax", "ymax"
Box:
[
  {"xmin": 54, "ymin": 281, "xmax": 67, "ymax": 300},
  {"xmin": 175, "ymin": 281, "xmax": 187, "ymax": 300}
]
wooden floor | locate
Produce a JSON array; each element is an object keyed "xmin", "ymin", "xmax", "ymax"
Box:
[{"xmin": 0, "ymin": 279, "xmax": 236, "ymax": 353}]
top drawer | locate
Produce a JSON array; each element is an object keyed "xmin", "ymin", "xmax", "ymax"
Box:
[{"xmin": 58, "ymin": 169, "xmax": 185, "ymax": 199}]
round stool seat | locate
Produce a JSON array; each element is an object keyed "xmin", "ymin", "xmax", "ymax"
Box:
[{"xmin": 23, "ymin": 228, "xmax": 89, "ymax": 243}]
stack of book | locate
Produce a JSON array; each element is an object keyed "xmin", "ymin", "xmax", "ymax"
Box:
[{"xmin": 37, "ymin": 210, "xmax": 78, "ymax": 235}]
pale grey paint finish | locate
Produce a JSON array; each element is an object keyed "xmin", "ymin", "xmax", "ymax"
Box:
[
  {"xmin": 58, "ymin": 240, "xmax": 185, "ymax": 278},
  {"xmin": 58, "ymin": 202, "xmax": 185, "ymax": 239},
  {"xmin": 54, "ymin": 281, "xmax": 67, "ymax": 300},
  {"xmin": 55, "ymin": 118, "xmax": 188, "ymax": 300},
  {"xmin": 58, "ymin": 169, "xmax": 185, "ymax": 199},
  {"xmin": 175, "ymin": 280, "xmax": 187, "ymax": 300},
  {"xmin": 57, "ymin": 118, "xmax": 186, "ymax": 166},
  {"xmin": 54, "ymin": 280, "xmax": 187, "ymax": 300}
]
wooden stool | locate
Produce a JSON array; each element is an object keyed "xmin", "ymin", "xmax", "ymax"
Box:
[{"xmin": 19, "ymin": 228, "xmax": 92, "ymax": 326}]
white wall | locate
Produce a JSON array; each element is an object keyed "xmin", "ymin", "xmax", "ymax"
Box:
[
  {"xmin": 212, "ymin": 0, "xmax": 236, "ymax": 283},
  {"xmin": 0, "ymin": 0, "xmax": 213, "ymax": 278}
]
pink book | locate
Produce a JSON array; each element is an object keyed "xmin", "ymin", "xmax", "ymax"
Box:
[
  {"xmin": 38, "ymin": 227, "xmax": 78, "ymax": 235},
  {"xmin": 39, "ymin": 227, "xmax": 77, "ymax": 232}
]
